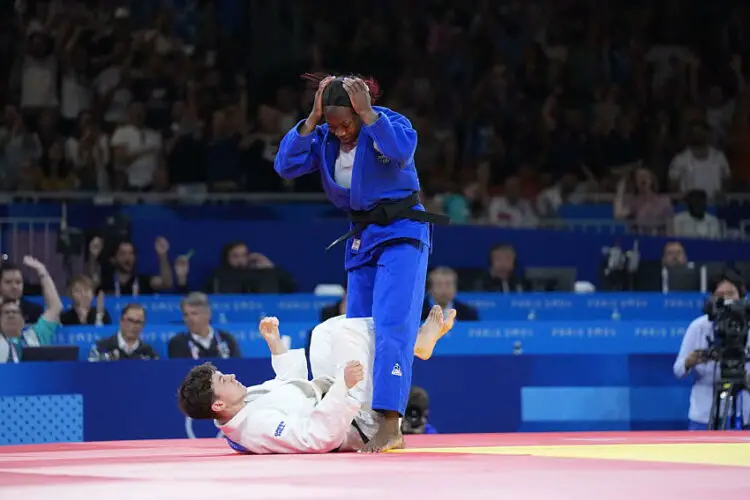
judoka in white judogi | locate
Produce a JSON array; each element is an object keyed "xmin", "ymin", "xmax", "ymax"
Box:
[
  {"xmin": 185, "ymin": 305, "xmax": 452, "ymax": 454},
  {"xmin": 216, "ymin": 315, "xmax": 380, "ymax": 454}
]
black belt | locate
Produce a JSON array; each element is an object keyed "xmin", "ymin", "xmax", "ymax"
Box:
[
  {"xmin": 326, "ymin": 192, "xmax": 450, "ymax": 251},
  {"xmin": 321, "ymin": 388, "xmax": 370, "ymax": 450},
  {"xmin": 352, "ymin": 420, "xmax": 369, "ymax": 444}
]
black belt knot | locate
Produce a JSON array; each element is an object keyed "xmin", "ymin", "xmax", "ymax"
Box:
[{"xmin": 326, "ymin": 192, "xmax": 449, "ymax": 251}]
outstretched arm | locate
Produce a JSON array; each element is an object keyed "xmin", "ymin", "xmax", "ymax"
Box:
[
  {"xmin": 260, "ymin": 316, "xmax": 308, "ymax": 380},
  {"xmin": 23, "ymin": 256, "xmax": 63, "ymax": 324}
]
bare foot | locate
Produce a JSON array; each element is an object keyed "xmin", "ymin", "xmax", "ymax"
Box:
[
  {"xmin": 440, "ymin": 308, "xmax": 456, "ymax": 336},
  {"xmin": 360, "ymin": 422, "xmax": 405, "ymax": 453},
  {"xmin": 414, "ymin": 305, "xmax": 456, "ymax": 360}
]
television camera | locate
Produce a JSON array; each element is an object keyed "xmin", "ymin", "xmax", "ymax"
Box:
[{"xmin": 705, "ymin": 298, "xmax": 750, "ymax": 430}]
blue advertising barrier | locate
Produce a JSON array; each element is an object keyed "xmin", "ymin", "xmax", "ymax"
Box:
[
  {"xmin": 55, "ymin": 320, "xmax": 691, "ymax": 361},
  {"xmin": 30, "ymin": 292, "xmax": 708, "ymax": 324},
  {"xmin": 0, "ymin": 354, "xmax": 691, "ymax": 445}
]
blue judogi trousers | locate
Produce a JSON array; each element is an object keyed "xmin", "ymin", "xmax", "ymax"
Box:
[{"xmin": 346, "ymin": 239, "xmax": 429, "ymax": 415}]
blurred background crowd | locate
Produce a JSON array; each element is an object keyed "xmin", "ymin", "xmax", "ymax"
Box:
[
  {"xmin": 0, "ymin": 0, "xmax": 748, "ymax": 317},
  {"xmin": 0, "ymin": 0, "xmax": 746, "ymax": 337},
  {"xmin": 3, "ymin": 0, "xmax": 750, "ymax": 236}
]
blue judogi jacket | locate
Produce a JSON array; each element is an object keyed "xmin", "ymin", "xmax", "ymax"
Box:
[{"xmin": 275, "ymin": 106, "xmax": 430, "ymax": 270}]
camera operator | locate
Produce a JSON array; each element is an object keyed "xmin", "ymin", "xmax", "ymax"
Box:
[
  {"xmin": 401, "ymin": 386, "xmax": 438, "ymax": 435},
  {"xmin": 673, "ymin": 272, "xmax": 750, "ymax": 430}
]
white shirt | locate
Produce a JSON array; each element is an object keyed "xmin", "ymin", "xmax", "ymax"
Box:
[
  {"xmin": 668, "ymin": 147, "xmax": 729, "ymax": 198},
  {"xmin": 111, "ymin": 124, "xmax": 162, "ymax": 188},
  {"xmin": 134, "ymin": 30, "xmax": 180, "ymax": 55},
  {"xmin": 488, "ymin": 197, "xmax": 539, "ymax": 228},
  {"xmin": 0, "ymin": 328, "xmax": 41, "ymax": 364},
  {"xmin": 706, "ymin": 102, "xmax": 734, "ymax": 136},
  {"xmin": 94, "ymin": 67, "xmax": 133, "ymax": 124},
  {"xmin": 21, "ymin": 55, "xmax": 59, "ymax": 108},
  {"xmin": 644, "ymin": 45, "xmax": 693, "ymax": 89},
  {"xmin": 65, "ymin": 135, "xmax": 110, "ymax": 190},
  {"xmin": 60, "ymin": 71, "xmax": 92, "ymax": 120},
  {"xmin": 673, "ymin": 315, "xmax": 750, "ymax": 424},
  {"xmin": 536, "ymin": 184, "xmax": 585, "ymax": 216},
  {"xmin": 334, "ymin": 147, "xmax": 356, "ymax": 188},
  {"xmin": 190, "ymin": 328, "xmax": 215, "ymax": 350},
  {"xmin": 672, "ymin": 212, "xmax": 722, "ymax": 239},
  {"xmin": 0, "ymin": 335, "xmax": 17, "ymax": 363},
  {"xmin": 117, "ymin": 331, "xmax": 141, "ymax": 355}
]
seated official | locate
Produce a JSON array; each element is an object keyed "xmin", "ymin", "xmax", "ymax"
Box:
[
  {"xmin": 401, "ymin": 386, "xmax": 438, "ymax": 435},
  {"xmin": 673, "ymin": 273, "xmax": 750, "ymax": 430},
  {"xmin": 474, "ymin": 244, "xmax": 531, "ymax": 293},
  {"xmin": 0, "ymin": 257, "xmax": 62, "ymax": 363},
  {"xmin": 88, "ymin": 304, "xmax": 159, "ymax": 361},
  {"xmin": 168, "ymin": 292, "xmax": 241, "ymax": 360},
  {"xmin": 60, "ymin": 275, "xmax": 112, "ymax": 326},
  {"xmin": 422, "ymin": 267, "xmax": 479, "ymax": 322}
]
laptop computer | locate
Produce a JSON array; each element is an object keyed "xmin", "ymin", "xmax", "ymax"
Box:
[{"xmin": 22, "ymin": 346, "xmax": 80, "ymax": 362}]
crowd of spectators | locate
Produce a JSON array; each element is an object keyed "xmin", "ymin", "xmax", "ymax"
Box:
[
  {"xmin": 2, "ymin": 1, "xmax": 750, "ymax": 239},
  {"xmin": 0, "ymin": 1, "xmax": 748, "ymax": 352},
  {"xmin": 0, "ymin": 2, "xmax": 747, "ymax": 329}
]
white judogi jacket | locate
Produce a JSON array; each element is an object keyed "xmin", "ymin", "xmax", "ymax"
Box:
[{"xmin": 215, "ymin": 347, "xmax": 370, "ymax": 454}]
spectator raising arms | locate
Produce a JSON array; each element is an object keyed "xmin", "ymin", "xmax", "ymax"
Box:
[
  {"xmin": 88, "ymin": 237, "xmax": 174, "ymax": 296},
  {"xmin": 0, "ymin": 256, "xmax": 63, "ymax": 364}
]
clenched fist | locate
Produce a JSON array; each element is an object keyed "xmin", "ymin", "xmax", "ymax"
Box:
[
  {"xmin": 344, "ymin": 361, "xmax": 364, "ymax": 389},
  {"xmin": 259, "ymin": 316, "xmax": 280, "ymax": 343}
]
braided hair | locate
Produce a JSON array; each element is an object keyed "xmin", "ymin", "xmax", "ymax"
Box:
[{"xmin": 301, "ymin": 72, "xmax": 381, "ymax": 108}]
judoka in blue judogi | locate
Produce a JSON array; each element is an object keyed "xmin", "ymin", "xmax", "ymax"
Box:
[{"xmin": 274, "ymin": 74, "xmax": 448, "ymax": 452}]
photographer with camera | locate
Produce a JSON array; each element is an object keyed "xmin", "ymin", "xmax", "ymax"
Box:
[
  {"xmin": 401, "ymin": 386, "xmax": 437, "ymax": 435},
  {"xmin": 673, "ymin": 272, "xmax": 750, "ymax": 430}
]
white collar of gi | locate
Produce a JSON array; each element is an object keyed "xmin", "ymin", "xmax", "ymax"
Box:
[{"xmin": 214, "ymin": 394, "xmax": 253, "ymax": 432}]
